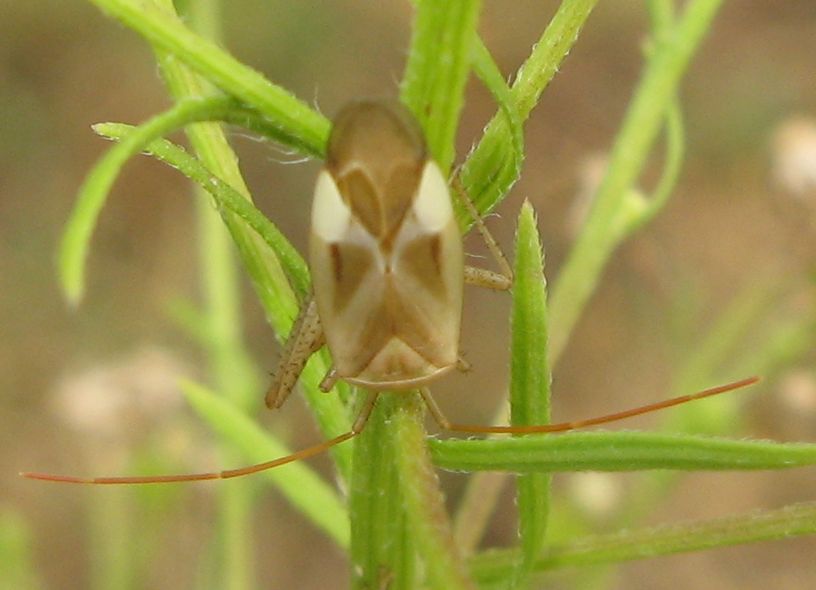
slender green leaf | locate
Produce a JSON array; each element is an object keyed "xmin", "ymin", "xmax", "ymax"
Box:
[
  {"xmin": 181, "ymin": 380, "xmax": 349, "ymax": 549},
  {"xmin": 509, "ymin": 202, "xmax": 551, "ymax": 583},
  {"xmin": 460, "ymin": 0, "xmax": 599, "ymax": 220},
  {"xmin": 445, "ymin": 44, "xmax": 527, "ymax": 554},
  {"xmin": 430, "ymin": 431, "xmax": 816, "ymax": 472},
  {"xmin": 153, "ymin": 0, "xmax": 297, "ymax": 344},
  {"xmin": 59, "ymin": 96, "xmax": 236, "ymax": 304},
  {"xmin": 647, "ymin": 0, "xmax": 677, "ymax": 28},
  {"xmin": 89, "ymin": 0, "xmax": 329, "ymax": 155},
  {"xmin": 149, "ymin": 0, "xmax": 353, "ymax": 481},
  {"xmin": 93, "ymin": 121, "xmax": 352, "ymax": 479},
  {"xmin": 612, "ymin": 2, "xmax": 687, "ymax": 237},
  {"xmin": 471, "ymin": 39, "xmax": 523, "ymax": 169},
  {"xmin": 462, "ymin": 39, "xmax": 525, "ymax": 231},
  {"xmin": 555, "ymin": 10, "xmax": 719, "ymax": 567},
  {"xmin": 472, "ymin": 501, "xmax": 816, "ymax": 583},
  {"xmin": 155, "ymin": 2, "xmax": 259, "ymax": 585},
  {"xmin": 631, "ymin": 100, "xmax": 685, "ymax": 231},
  {"xmin": 549, "ymin": 0, "xmax": 725, "ymax": 363},
  {"xmin": 400, "ymin": 0, "xmax": 481, "ymax": 172},
  {"xmin": 93, "ymin": 123, "xmax": 310, "ymax": 298}
]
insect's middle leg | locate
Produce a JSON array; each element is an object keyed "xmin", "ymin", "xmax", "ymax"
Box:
[{"xmin": 452, "ymin": 177, "xmax": 513, "ymax": 292}]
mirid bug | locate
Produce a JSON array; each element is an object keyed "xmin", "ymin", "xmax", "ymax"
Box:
[{"xmin": 23, "ymin": 99, "xmax": 758, "ymax": 484}]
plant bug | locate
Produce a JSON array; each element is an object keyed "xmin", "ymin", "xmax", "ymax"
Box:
[{"xmin": 23, "ymin": 99, "xmax": 759, "ymax": 484}]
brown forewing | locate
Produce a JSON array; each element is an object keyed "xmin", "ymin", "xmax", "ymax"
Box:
[{"xmin": 311, "ymin": 210, "xmax": 463, "ymax": 387}]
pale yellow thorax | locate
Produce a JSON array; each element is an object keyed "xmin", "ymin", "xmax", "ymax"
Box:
[{"xmin": 310, "ymin": 100, "xmax": 464, "ymax": 390}]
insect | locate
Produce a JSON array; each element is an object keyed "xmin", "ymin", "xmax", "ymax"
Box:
[{"xmin": 23, "ymin": 99, "xmax": 758, "ymax": 484}]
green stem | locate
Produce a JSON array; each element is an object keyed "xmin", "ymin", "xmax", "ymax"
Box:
[
  {"xmin": 472, "ymin": 501, "xmax": 816, "ymax": 583},
  {"xmin": 182, "ymin": 380, "xmax": 349, "ymax": 548},
  {"xmin": 59, "ymin": 95, "xmax": 237, "ymax": 304},
  {"xmin": 91, "ymin": 120, "xmax": 353, "ymax": 481},
  {"xmin": 89, "ymin": 0, "xmax": 329, "ymax": 155},
  {"xmin": 549, "ymin": 0, "xmax": 724, "ymax": 364},
  {"xmin": 350, "ymin": 394, "xmax": 475, "ymax": 589},
  {"xmin": 392, "ymin": 394, "xmax": 476, "ymax": 590},
  {"xmin": 350, "ymin": 394, "xmax": 415, "ymax": 590},
  {"xmin": 400, "ymin": 0, "xmax": 482, "ymax": 172},
  {"xmin": 151, "ymin": 1, "xmax": 258, "ymax": 588},
  {"xmin": 92, "ymin": 123, "xmax": 310, "ymax": 299},
  {"xmin": 460, "ymin": 0, "xmax": 599, "ymax": 220}
]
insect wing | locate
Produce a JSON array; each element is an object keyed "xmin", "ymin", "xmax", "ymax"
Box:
[{"xmin": 310, "ymin": 160, "xmax": 463, "ymax": 389}]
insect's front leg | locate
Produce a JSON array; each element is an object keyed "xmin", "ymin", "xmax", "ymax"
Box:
[
  {"xmin": 265, "ymin": 296, "xmax": 326, "ymax": 409},
  {"xmin": 452, "ymin": 177, "xmax": 513, "ymax": 292}
]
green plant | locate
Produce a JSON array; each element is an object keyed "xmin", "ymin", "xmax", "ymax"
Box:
[{"xmin": 51, "ymin": 1, "xmax": 816, "ymax": 588}]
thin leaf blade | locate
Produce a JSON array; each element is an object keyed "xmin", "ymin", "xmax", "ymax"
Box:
[
  {"xmin": 472, "ymin": 501, "xmax": 816, "ymax": 582},
  {"xmin": 90, "ymin": 0, "xmax": 329, "ymax": 155},
  {"xmin": 181, "ymin": 380, "xmax": 350, "ymax": 549},
  {"xmin": 400, "ymin": 0, "xmax": 482, "ymax": 172},
  {"xmin": 430, "ymin": 432, "xmax": 816, "ymax": 473},
  {"xmin": 59, "ymin": 96, "xmax": 235, "ymax": 304},
  {"xmin": 510, "ymin": 202, "xmax": 551, "ymax": 582},
  {"xmin": 460, "ymin": 0, "xmax": 599, "ymax": 220}
]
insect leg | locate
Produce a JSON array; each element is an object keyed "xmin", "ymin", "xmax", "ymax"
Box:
[
  {"xmin": 265, "ymin": 296, "xmax": 325, "ymax": 409},
  {"xmin": 464, "ymin": 266, "xmax": 512, "ymax": 291},
  {"xmin": 421, "ymin": 377, "xmax": 759, "ymax": 435},
  {"xmin": 452, "ymin": 177, "xmax": 513, "ymax": 291}
]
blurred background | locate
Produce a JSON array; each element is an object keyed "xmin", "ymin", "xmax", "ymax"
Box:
[{"xmin": 2, "ymin": 1, "xmax": 816, "ymax": 589}]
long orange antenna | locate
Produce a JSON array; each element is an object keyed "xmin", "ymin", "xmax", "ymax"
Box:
[
  {"xmin": 21, "ymin": 392, "xmax": 379, "ymax": 485},
  {"xmin": 21, "ymin": 432, "xmax": 355, "ymax": 484},
  {"xmin": 421, "ymin": 376, "xmax": 760, "ymax": 435},
  {"xmin": 21, "ymin": 378, "xmax": 760, "ymax": 485}
]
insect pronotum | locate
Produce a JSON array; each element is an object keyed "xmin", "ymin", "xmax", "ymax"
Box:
[{"xmin": 23, "ymin": 99, "xmax": 759, "ymax": 484}]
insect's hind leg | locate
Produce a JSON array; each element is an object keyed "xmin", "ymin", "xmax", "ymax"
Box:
[
  {"xmin": 451, "ymin": 177, "xmax": 513, "ymax": 292},
  {"xmin": 265, "ymin": 297, "xmax": 326, "ymax": 409}
]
